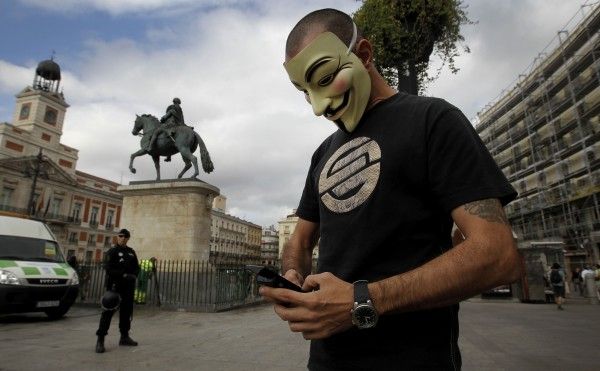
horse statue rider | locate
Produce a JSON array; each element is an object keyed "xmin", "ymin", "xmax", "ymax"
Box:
[{"xmin": 146, "ymin": 97, "xmax": 185, "ymax": 162}]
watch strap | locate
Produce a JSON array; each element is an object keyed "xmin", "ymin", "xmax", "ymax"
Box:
[{"xmin": 353, "ymin": 280, "xmax": 370, "ymax": 303}]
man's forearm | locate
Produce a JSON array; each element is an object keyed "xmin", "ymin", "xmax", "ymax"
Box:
[
  {"xmin": 281, "ymin": 240, "xmax": 313, "ymax": 278},
  {"xmin": 371, "ymin": 231, "xmax": 521, "ymax": 315}
]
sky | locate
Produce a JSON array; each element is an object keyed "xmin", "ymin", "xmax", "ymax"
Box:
[{"xmin": 0, "ymin": 0, "xmax": 597, "ymax": 228}]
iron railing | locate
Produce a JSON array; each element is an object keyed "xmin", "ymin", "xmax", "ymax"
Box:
[{"xmin": 76, "ymin": 259, "xmax": 270, "ymax": 312}]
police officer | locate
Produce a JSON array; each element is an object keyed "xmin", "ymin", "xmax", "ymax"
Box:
[{"xmin": 95, "ymin": 228, "xmax": 140, "ymax": 353}]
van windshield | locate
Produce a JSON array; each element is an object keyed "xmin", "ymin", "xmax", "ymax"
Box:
[{"xmin": 0, "ymin": 235, "xmax": 65, "ymax": 263}]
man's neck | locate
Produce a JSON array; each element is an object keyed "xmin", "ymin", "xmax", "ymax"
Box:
[{"xmin": 366, "ymin": 69, "xmax": 397, "ymax": 112}]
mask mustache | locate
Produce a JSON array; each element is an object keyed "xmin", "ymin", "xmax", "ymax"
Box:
[{"xmin": 325, "ymin": 91, "xmax": 350, "ymax": 118}]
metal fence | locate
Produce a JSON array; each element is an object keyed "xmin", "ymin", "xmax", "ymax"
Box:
[{"xmin": 76, "ymin": 260, "xmax": 265, "ymax": 312}]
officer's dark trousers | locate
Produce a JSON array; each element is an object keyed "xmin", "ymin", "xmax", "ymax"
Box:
[{"xmin": 96, "ymin": 287, "xmax": 134, "ymax": 336}]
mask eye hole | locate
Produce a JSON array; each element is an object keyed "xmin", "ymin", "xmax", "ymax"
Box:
[{"xmin": 318, "ymin": 73, "xmax": 335, "ymax": 87}]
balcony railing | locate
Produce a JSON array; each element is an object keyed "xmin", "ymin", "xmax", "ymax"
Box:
[
  {"xmin": 0, "ymin": 205, "xmax": 29, "ymax": 215},
  {"xmin": 89, "ymin": 220, "xmax": 99, "ymax": 228},
  {"xmin": 67, "ymin": 216, "xmax": 82, "ymax": 225},
  {"xmin": 105, "ymin": 223, "xmax": 114, "ymax": 230}
]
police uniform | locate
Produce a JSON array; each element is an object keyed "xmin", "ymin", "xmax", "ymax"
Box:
[{"xmin": 95, "ymin": 229, "xmax": 140, "ymax": 352}]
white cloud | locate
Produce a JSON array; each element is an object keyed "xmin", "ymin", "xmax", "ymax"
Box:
[
  {"xmin": 1, "ymin": 0, "xmax": 592, "ymax": 227},
  {"xmin": 18, "ymin": 0, "xmax": 249, "ymax": 16},
  {"xmin": 6, "ymin": 1, "xmax": 344, "ymax": 227}
]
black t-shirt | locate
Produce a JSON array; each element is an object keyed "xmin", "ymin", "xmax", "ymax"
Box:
[{"xmin": 296, "ymin": 93, "xmax": 516, "ymax": 370}]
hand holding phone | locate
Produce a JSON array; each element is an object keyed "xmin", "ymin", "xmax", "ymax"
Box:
[{"xmin": 246, "ymin": 265, "xmax": 303, "ymax": 292}]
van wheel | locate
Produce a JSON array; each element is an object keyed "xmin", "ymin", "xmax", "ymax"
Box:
[{"xmin": 44, "ymin": 305, "xmax": 71, "ymax": 320}]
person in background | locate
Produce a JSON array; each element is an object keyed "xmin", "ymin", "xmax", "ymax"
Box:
[
  {"xmin": 549, "ymin": 263, "xmax": 566, "ymax": 310},
  {"xmin": 67, "ymin": 255, "xmax": 79, "ymax": 272},
  {"xmin": 571, "ymin": 267, "xmax": 583, "ymax": 296},
  {"xmin": 134, "ymin": 257, "xmax": 157, "ymax": 305}
]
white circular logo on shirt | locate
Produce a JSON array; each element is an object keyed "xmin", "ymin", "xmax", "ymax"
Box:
[{"xmin": 318, "ymin": 137, "xmax": 381, "ymax": 213}]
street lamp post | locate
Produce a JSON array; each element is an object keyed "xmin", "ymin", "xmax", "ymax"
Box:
[{"xmin": 25, "ymin": 148, "xmax": 46, "ymax": 217}]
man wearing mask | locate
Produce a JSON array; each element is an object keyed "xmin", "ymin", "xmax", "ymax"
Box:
[{"xmin": 260, "ymin": 8, "xmax": 522, "ymax": 370}]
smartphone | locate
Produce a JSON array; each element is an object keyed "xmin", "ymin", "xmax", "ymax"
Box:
[{"xmin": 246, "ymin": 265, "xmax": 303, "ymax": 292}]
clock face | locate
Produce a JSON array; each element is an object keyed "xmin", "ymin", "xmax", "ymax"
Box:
[
  {"xmin": 44, "ymin": 106, "xmax": 58, "ymax": 125},
  {"xmin": 19, "ymin": 103, "xmax": 31, "ymax": 120}
]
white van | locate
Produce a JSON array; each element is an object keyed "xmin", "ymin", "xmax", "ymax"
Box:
[{"xmin": 0, "ymin": 215, "xmax": 79, "ymax": 319}]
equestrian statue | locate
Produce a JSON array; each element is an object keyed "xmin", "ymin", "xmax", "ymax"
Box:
[{"xmin": 129, "ymin": 98, "xmax": 214, "ymax": 180}]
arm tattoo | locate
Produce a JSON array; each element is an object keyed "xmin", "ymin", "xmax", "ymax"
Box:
[{"xmin": 463, "ymin": 199, "xmax": 509, "ymax": 225}]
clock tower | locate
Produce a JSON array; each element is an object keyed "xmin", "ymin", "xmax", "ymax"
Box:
[
  {"xmin": 1, "ymin": 57, "xmax": 78, "ymax": 175},
  {"xmin": 13, "ymin": 58, "xmax": 69, "ymax": 142}
]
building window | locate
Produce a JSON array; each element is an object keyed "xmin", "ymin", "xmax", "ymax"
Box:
[
  {"xmin": 88, "ymin": 234, "xmax": 96, "ymax": 246},
  {"xmin": 50, "ymin": 198, "xmax": 62, "ymax": 216},
  {"xmin": 72, "ymin": 203, "xmax": 82, "ymax": 222},
  {"xmin": 90, "ymin": 206, "xmax": 99, "ymax": 227},
  {"xmin": 19, "ymin": 103, "xmax": 31, "ymax": 120},
  {"xmin": 104, "ymin": 236, "xmax": 112, "ymax": 247},
  {"xmin": 43, "ymin": 106, "xmax": 58, "ymax": 125},
  {"xmin": 106, "ymin": 210, "xmax": 114, "ymax": 228},
  {"xmin": 1, "ymin": 187, "xmax": 14, "ymax": 207},
  {"xmin": 68, "ymin": 232, "xmax": 78, "ymax": 243},
  {"xmin": 85, "ymin": 250, "xmax": 93, "ymax": 264}
]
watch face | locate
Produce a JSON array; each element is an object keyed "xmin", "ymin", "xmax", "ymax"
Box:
[{"xmin": 353, "ymin": 303, "xmax": 378, "ymax": 329}]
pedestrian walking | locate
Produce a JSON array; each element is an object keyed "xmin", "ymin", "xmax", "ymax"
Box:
[
  {"xmin": 95, "ymin": 228, "xmax": 140, "ymax": 353},
  {"xmin": 549, "ymin": 263, "xmax": 566, "ymax": 310}
]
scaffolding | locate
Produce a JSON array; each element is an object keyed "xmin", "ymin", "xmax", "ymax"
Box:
[{"xmin": 475, "ymin": 2, "xmax": 600, "ymax": 267}]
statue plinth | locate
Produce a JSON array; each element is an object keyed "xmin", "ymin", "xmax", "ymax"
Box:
[{"xmin": 118, "ymin": 179, "xmax": 219, "ymax": 261}]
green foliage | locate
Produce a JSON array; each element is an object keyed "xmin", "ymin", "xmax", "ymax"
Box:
[{"xmin": 353, "ymin": 0, "xmax": 474, "ymax": 94}]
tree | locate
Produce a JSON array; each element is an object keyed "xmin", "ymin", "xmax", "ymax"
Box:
[{"xmin": 353, "ymin": 0, "xmax": 474, "ymax": 95}]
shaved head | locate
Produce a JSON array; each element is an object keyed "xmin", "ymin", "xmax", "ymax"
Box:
[{"xmin": 286, "ymin": 8, "xmax": 361, "ymax": 59}]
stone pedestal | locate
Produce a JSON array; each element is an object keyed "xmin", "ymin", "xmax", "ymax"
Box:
[{"xmin": 118, "ymin": 179, "xmax": 219, "ymax": 261}]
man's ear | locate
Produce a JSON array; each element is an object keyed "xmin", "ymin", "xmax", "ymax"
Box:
[{"xmin": 354, "ymin": 38, "xmax": 373, "ymax": 68}]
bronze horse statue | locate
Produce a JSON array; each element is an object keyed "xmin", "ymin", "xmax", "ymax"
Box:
[{"xmin": 129, "ymin": 114, "xmax": 214, "ymax": 180}]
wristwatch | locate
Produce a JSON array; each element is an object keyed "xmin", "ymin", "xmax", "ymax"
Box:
[{"xmin": 351, "ymin": 280, "xmax": 378, "ymax": 329}]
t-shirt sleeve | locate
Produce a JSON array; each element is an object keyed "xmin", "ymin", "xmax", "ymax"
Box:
[
  {"xmin": 427, "ymin": 107, "xmax": 517, "ymax": 213},
  {"xmin": 296, "ymin": 148, "xmax": 322, "ymax": 223}
]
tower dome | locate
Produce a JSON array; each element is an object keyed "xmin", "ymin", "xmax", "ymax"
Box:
[
  {"xmin": 33, "ymin": 58, "xmax": 61, "ymax": 93},
  {"xmin": 36, "ymin": 59, "xmax": 61, "ymax": 81}
]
